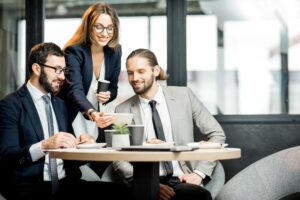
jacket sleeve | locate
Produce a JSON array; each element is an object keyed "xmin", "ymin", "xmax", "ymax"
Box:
[
  {"xmin": 0, "ymin": 96, "xmax": 35, "ymax": 169},
  {"xmin": 64, "ymin": 46, "xmax": 94, "ymax": 114},
  {"xmin": 187, "ymin": 87, "xmax": 226, "ymax": 177}
]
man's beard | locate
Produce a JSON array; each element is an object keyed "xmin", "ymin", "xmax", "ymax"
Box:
[
  {"xmin": 132, "ymin": 75, "xmax": 155, "ymax": 95},
  {"xmin": 39, "ymin": 69, "xmax": 57, "ymax": 94}
]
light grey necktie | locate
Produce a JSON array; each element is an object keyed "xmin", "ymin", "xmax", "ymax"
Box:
[{"xmin": 42, "ymin": 95, "xmax": 59, "ymax": 194}]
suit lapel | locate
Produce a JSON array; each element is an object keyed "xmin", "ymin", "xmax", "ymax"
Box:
[
  {"xmin": 83, "ymin": 45, "xmax": 93, "ymax": 94},
  {"xmin": 19, "ymin": 85, "xmax": 44, "ymax": 141},
  {"xmin": 161, "ymin": 86, "xmax": 179, "ymax": 142},
  {"xmin": 162, "ymin": 86, "xmax": 191, "ymax": 172},
  {"xmin": 104, "ymin": 46, "xmax": 111, "ymax": 79},
  {"xmin": 51, "ymin": 96, "xmax": 65, "ymax": 131},
  {"xmin": 130, "ymin": 96, "xmax": 143, "ymax": 125}
]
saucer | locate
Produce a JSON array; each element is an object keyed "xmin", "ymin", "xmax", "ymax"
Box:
[{"xmin": 76, "ymin": 143, "xmax": 107, "ymax": 149}]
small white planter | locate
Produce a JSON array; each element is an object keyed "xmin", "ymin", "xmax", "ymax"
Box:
[{"xmin": 112, "ymin": 134, "xmax": 130, "ymax": 148}]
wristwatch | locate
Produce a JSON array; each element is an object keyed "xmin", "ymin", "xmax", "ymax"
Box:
[{"xmin": 87, "ymin": 109, "xmax": 96, "ymax": 121}]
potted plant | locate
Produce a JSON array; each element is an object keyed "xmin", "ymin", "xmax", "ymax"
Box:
[
  {"xmin": 112, "ymin": 123, "xmax": 130, "ymax": 134},
  {"xmin": 111, "ymin": 123, "xmax": 130, "ymax": 148}
]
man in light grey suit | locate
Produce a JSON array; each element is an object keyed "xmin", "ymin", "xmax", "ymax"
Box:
[{"xmin": 100, "ymin": 48, "xmax": 226, "ymax": 200}]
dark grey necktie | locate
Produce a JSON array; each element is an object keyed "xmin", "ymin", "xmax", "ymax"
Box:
[
  {"xmin": 149, "ymin": 100, "xmax": 173, "ymax": 179},
  {"xmin": 42, "ymin": 95, "xmax": 59, "ymax": 194}
]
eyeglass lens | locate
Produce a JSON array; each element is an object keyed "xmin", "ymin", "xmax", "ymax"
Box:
[{"xmin": 94, "ymin": 24, "xmax": 114, "ymax": 34}]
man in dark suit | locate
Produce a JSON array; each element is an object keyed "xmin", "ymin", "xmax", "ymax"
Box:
[{"xmin": 0, "ymin": 42, "xmax": 130, "ymax": 200}]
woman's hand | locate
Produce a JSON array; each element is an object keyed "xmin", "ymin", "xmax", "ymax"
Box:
[
  {"xmin": 96, "ymin": 91, "xmax": 111, "ymax": 104},
  {"xmin": 94, "ymin": 112, "xmax": 115, "ymax": 128}
]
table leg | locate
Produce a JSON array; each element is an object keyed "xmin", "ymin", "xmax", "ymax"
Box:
[{"xmin": 132, "ymin": 162, "xmax": 159, "ymax": 200}]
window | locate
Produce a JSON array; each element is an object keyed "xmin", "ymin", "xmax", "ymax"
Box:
[
  {"xmin": 13, "ymin": 0, "xmax": 300, "ymax": 115},
  {"xmin": 0, "ymin": 0, "xmax": 25, "ymax": 97},
  {"xmin": 187, "ymin": 0, "xmax": 300, "ymax": 114}
]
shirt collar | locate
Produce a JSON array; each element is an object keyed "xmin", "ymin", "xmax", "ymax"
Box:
[
  {"xmin": 26, "ymin": 80, "xmax": 51, "ymax": 103},
  {"xmin": 138, "ymin": 83, "xmax": 164, "ymax": 105}
]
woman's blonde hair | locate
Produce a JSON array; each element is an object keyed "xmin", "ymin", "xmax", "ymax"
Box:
[
  {"xmin": 126, "ymin": 48, "xmax": 169, "ymax": 80},
  {"xmin": 64, "ymin": 3, "xmax": 120, "ymax": 50}
]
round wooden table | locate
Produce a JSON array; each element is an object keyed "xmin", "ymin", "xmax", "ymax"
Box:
[{"xmin": 49, "ymin": 147, "xmax": 241, "ymax": 200}]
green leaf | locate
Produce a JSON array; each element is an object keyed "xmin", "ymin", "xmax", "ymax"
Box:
[{"xmin": 112, "ymin": 123, "xmax": 130, "ymax": 134}]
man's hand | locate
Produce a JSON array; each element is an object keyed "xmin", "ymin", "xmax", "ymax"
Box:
[
  {"xmin": 78, "ymin": 133, "xmax": 95, "ymax": 144},
  {"xmin": 178, "ymin": 173, "xmax": 203, "ymax": 185},
  {"xmin": 160, "ymin": 184, "xmax": 175, "ymax": 200},
  {"xmin": 42, "ymin": 132, "xmax": 77, "ymax": 149},
  {"xmin": 94, "ymin": 112, "xmax": 115, "ymax": 128}
]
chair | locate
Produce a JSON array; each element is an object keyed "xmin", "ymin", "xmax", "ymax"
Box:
[
  {"xmin": 205, "ymin": 161, "xmax": 225, "ymax": 199},
  {"xmin": 101, "ymin": 161, "xmax": 225, "ymax": 199},
  {"xmin": 215, "ymin": 146, "xmax": 300, "ymax": 200}
]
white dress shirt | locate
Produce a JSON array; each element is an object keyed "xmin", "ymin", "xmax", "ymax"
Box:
[
  {"xmin": 72, "ymin": 60, "xmax": 106, "ymax": 139},
  {"xmin": 138, "ymin": 84, "xmax": 184, "ymax": 177},
  {"xmin": 27, "ymin": 81, "xmax": 66, "ymax": 181}
]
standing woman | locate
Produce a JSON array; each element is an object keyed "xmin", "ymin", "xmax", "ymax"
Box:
[{"xmin": 63, "ymin": 3, "xmax": 121, "ymax": 141}]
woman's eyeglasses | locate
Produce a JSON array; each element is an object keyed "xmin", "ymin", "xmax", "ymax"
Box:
[{"xmin": 93, "ymin": 24, "xmax": 114, "ymax": 35}]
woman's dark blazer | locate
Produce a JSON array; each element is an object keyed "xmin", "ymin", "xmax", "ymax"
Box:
[{"xmin": 63, "ymin": 44, "xmax": 122, "ymax": 122}]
